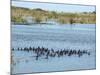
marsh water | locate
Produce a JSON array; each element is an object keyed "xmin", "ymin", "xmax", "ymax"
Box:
[{"xmin": 11, "ymin": 24, "xmax": 96, "ymax": 74}]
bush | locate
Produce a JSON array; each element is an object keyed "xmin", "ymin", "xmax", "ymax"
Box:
[
  {"xmin": 69, "ymin": 18, "xmax": 75, "ymax": 24},
  {"xmin": 34, "ymin": 17, "xmax": 42, "ymax": 23}
]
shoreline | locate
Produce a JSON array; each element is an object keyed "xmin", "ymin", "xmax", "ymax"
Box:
[{"xmin": 11, "ymin": 22, "xmax": 96, "ymax": 25}]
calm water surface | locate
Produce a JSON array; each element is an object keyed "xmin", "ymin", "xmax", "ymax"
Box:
[{"xmin": 11, "ymin": 24, "xmax": 96, "ymax": 74}]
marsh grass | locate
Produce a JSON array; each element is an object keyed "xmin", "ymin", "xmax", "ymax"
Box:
[{"xmin": 11, "ymin": 6, "xmax": 96, "ymax": 24}]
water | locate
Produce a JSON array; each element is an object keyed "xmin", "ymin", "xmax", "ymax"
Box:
[{"xmin": 11, "ymin": 24, "xmax": 96, "ymax": 74}]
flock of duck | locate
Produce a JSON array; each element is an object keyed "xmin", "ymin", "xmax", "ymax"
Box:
[{"xmin": 12, "ymin": 46, "xmax": 90, "ymax": 60}]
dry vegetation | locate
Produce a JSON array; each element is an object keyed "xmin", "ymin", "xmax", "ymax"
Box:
[{"xmin": 11, "ymin": 6, "xmax": 96, "ymax": 24}]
